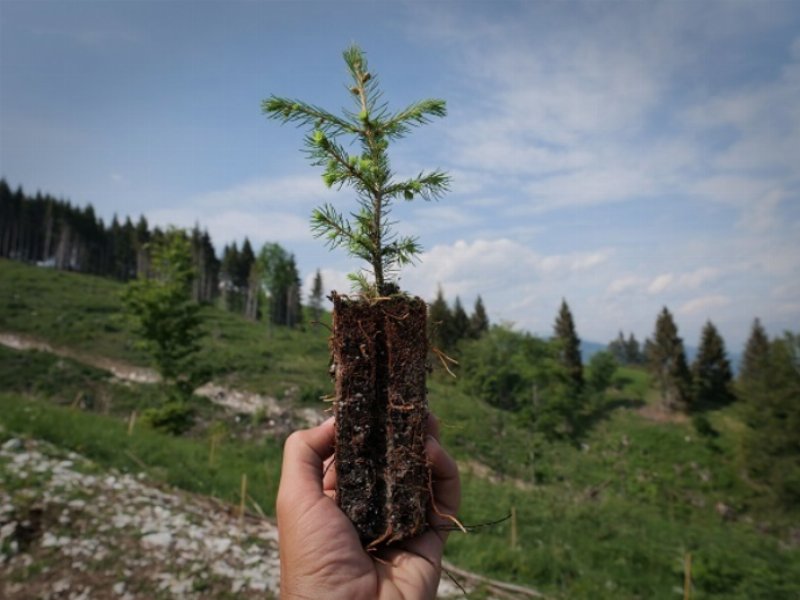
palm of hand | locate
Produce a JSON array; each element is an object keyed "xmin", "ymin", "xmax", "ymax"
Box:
[{"xmin": 277, "ymin": 418, "xmax": 458, "ymax": 600}]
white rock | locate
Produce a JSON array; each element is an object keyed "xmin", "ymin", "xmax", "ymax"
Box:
[{"xmin": 142, "ymin": 531, "xmax": 172, "ymax": 547}]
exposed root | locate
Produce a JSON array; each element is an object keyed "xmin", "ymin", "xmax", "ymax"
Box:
[
  {"xmin": 432, "ymin": 347, "xmax": 459, "ymax": 378},
  {"xmin": 366, "ymin": 524, "xmax": 394, "ymax": 550},
  {"xmin": 428, "ymin": 468, "xmax": 467, "ymax": 534}
]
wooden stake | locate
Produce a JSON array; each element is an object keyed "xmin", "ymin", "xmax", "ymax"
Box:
[
  {"xmin": 127, "ymin": 411, "xmax": 137, "ymax": 436},
  {"xmin": 510, "ymin": 506, "xmax": 518, "ymax": 550},
  {"xmin": 683, "ymin": 552, "xmax": 692, "ymax": 600},
  {"xmin": 239, "ymin": 473, "xmax": 248, "ymax": 523},
  {"xmin": 209, "ymin": 435, "xmax": 217, "ymax": 467}
]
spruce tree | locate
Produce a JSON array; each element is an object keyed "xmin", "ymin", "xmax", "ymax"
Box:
[
  {"xmin": 263, "ymin": 44, "xmax": 449, "ymax": 295},
  {"xmin": 740, "ymin": 317, "xmax": 770, "ymax": 386},
  {"xmin": 553, "ymin": 299, "xmax": 583, "ymax": 391},
  {"xmin": 626, "ymin": 333, "xmax": 642, "ymax": 365},
  {"xmin": 468, "ymin": 295, "xmax": 490, "ymax": 339},
  {"xmin": 451, "ymin": 296, "xmax": 470, "ymax": 346},
  {"xmin": 649, "ymin": 307, "xmax": 692, "ymax": 411},
  {"xmin": 608, "ymin": 331, "xmax": 627, "ymax": 363},
  {"xmin": 429, "ymin": 286, "xmax": 454, "ymax": 350},
  {"xmin": 692, "ymin": 320, "xmax": 734, "ymax": 410},
  {"xmin": 309, "ymin": 269, "xmax": 324, "ymax": 322}
]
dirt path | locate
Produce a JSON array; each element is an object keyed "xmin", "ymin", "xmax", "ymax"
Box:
[{"xmin": 0, "ymin": 332, "xmax": 159, "ymax": 384}]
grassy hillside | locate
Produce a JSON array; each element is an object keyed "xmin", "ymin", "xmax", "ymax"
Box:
[{"xmin": 1, "ymin": 259, "xmax": 798, "ymax": 598}]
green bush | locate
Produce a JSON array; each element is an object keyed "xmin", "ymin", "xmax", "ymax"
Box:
[{"xmin": 141, "ymin": 401, "xmax": 194, "ymax": 435}]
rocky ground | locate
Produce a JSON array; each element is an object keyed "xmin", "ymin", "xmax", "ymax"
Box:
[{"xmin": 0, "ymin": 435, "xmax": 473, "ymax": 599}]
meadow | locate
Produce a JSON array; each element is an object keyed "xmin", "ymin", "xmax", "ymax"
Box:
[{"xmin": 1, "ymin": 258, "xmax": 798, "ymax": 598}]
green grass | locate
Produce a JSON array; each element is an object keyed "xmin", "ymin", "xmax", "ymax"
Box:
[
  {"xmin": 2, "ymin": 258, "xmax": 799, "ymax": 598},
  {"xmin": 0, "ymin": 258, "xmax": 331, "ymax": 398},
  {"xmin": 0, "ymin": 393, "xmax": 282, "ymax": 513}
]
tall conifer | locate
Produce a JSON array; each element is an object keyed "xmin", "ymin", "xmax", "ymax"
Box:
[
  {"xmin": 553, "ymin": 299, "xmax": 583, "ymax": 391},
  {"xmin": 740, "ymin": 318, "xmax": 770, "ymax": 385},
  {"xmin": 649, "ymin": 307, "xmax": 692, "ymax": 411},
  {"xmin": 692, "ymin": 320, "xmax": 734, "ymax": 409}
]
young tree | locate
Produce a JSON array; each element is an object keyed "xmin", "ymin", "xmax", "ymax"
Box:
[
  {"xmin": 309, "ymin": 269, "xmax": 324, "ymax": 322},
  {"xmin": 263, "ymin": 45, "xmax": 449, "ymax": 295},
  {"xmin": 588, "ymin": 350, "xmax": 618, "ymax": 394},
  {"xmin": 468, "ymin": 295, "xmax": 490, "ymax": 339},
  {"xmin": 553, "ymin": 299, "xmax": 583, "ymax": 392},
  {"xmin": 264, "ymin": 45, "xmax": 449, "ymax": 544},
  {"xmin": 740, "ymin": 317, "xmax": 770, "ymax": 386},
  {"xmin": 692, "ymin": 320, "xmax": 734, "ymax": 410},
  {"xmin": 122, "ymin": 228, "xmax": 203, "ymax": 392},
  {"xmin": 648, "ymin": 307, "xmax": 692, "ymax": 411}
]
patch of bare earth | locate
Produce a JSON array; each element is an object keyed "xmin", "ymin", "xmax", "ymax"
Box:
[
  {"xmin": 0, "ymin": 333, "xmax": 158, "ymax": 384},
  {"xmin": 636, "ymin": 403, "xmax": 689, "ymax": 424}
]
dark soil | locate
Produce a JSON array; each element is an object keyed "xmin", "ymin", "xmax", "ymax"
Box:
[{"xmin": 330, "ymin": 292, "xmax": 429, "ymax": 545}]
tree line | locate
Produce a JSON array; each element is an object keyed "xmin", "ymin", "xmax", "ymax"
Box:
[{"xmin": 0, "ymin": 180, "xmax": 303, "ymax": 327}]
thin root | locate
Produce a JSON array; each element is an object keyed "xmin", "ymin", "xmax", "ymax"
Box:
[
  {"xmin": 366, "ymin": 524, "xmax": 394, "ymax": 550},
  {"xmin": 428, "ymin": 468, "xmax": 467, "ymax": 534},
  {"xmin": 432, "ymin": 347, "xmax": 459, "ymax": 378}
]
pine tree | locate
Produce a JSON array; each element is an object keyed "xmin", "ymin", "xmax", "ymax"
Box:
[
  {"xmin": 692, "ymin": 320, "xmax": 734, "ymax": 410},
  {"xmin": 468, "ymin": 295, "xmax": 490, "ymax": 339},
  {"xmin": 649, "ymin": 307, "xmax": 692, "ymax": 411},
  {"xmin": 740, "ymin": 318, "xmax": 770, "ymax": 386},
  {"xmin": 309, "ymin": 269, "xmax": 324, "ymax": 322},
  {"xmin": 553, "ymin": 299, "xmax": 583, "ymax": 391}
]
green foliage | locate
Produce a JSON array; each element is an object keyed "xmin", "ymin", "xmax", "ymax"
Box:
[
  {"xmin": 256, "ymin": 242, "xmax": 303, "ymax": 327},
  {"xmin": 692, "ymin": 320, "xmax": 734, "ymax": 410},
  {"xmin": 553, "ymin": 299, "xmax": 584, "ymax": 392},
  {"xmin": 0, "ymin": 393, "xmax": 282, "ymax": 512},
  {"xmin": 468, "ymin": 295, "xmax": 490, "ymax": 339},
  {"xmin": 739, "ymin": 317, "xmax": 770, "ymax": 385},
  {"xmin": 647, "ymin": 307, "xmax": 692, "ymax": 411},
  {"xmin": 140, "ymin": 401, "xmax": 194, "ymax": 435},
  {"xmin": 263, "ymin": 44, "xmax": 449, "ymax": 294},
  {"xmin": 740, "ymin": 332, "xmax": 800, "ymax": 507},
  {"xmin": 121, "ymin": 228, "xmax": 203, "ymax": 385},
  {"xmin": 309, "ymin": 269, "xmax": 324, "ymax": 321},
  {"xmin": 428, "ymin": 286, "xmax": 454, "ymax": 350},
  {"xmin": 459, "ymin": 325, "xmax": 581, "ymax": 438},
  {"xmin": 587, "ymin": 350, "xmax": 618, "ymax": 393},
  {"xmin": 608, "ymin": 330, "xmax": 644, "ymax": 365}
]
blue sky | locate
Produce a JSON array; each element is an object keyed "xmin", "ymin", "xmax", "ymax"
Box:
[{"xmin": 2, "ymin": 0, "xmax": 799, "ymax": 351}]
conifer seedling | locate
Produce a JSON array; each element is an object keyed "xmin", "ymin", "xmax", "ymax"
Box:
[
  {"xmin": 263, "ymin": 45, "xmax": 450, "ymax": 545},
  {"xmin": 262, "ymin": 44, "xmax": 449, "ymax": 295}
]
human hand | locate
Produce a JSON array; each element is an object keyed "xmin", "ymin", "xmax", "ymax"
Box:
[{"xmin": 276, "ymin": 414, "xmax": 460, "ymax": 600}]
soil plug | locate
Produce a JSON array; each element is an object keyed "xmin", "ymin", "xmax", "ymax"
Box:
[{"xmin": 264, "ymin": 45, "xmax": 450, "ymax": 545}]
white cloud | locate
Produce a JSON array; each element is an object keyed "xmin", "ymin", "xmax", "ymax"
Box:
[
  {"xmin": 607, "ymin": 275, "xmax": 646, "ymax": 295},
  {"xmin": 679, "ymin": 295, "xmax": 731, "ymax": 317},
  {"xmin": 190, "ymin": 175, "xmax": 329, "ymax": 210},
  {"xmin": 647, "ymin": 274, "xmax": 674, "ymax": 295},
  {"xmin": 146, "ymin": 208, "xmax": 310, "ymax": 247}
]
